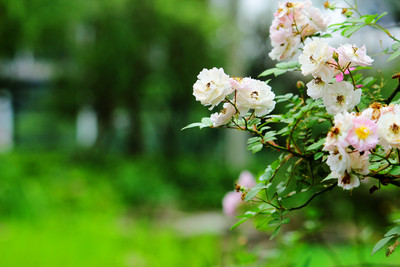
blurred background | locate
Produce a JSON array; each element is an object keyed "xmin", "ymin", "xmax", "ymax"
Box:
[{"xmin": 1, "ymin": 0, "xmax": 400, "ymax": 266}]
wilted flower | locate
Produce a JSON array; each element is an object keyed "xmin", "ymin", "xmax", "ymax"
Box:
[{"xmin": 193, "ymin": 67, "xmax": 233, "ymax": 110}]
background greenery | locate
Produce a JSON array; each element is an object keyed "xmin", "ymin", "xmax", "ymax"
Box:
[{"xmin": 0, "ymin": 0, "xmax": 400, "ymax": 266}]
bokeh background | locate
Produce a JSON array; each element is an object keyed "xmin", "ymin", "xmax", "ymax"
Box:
[{"xmin": 1, "ymin": 0, "xmax": 400, "ymax": 266}]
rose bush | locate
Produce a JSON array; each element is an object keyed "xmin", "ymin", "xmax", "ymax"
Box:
[{"xmin": 183, "ymin": 0, "xmax": 400, "ymax": 256}]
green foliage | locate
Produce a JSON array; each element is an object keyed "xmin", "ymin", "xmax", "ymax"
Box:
[
  {"xmin": 330, "ymin": 13, "xmax": 388, "ymax": 38},
  {"xmin": 259, "ymin": 61, "xmax": 301, "ymax": 78},
  {"xmin": 182, "ymin": 117, "xmax": 213, "ymax": 130}
]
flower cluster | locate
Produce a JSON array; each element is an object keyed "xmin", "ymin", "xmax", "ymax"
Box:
[
  {"xmin": 324, "ymin": 104, "xmax": 400, "ymax": 189},
  {"xmin": 269, "ymin": 1, "xmax": 328, "ymax": 61},
  {"xmin": 300, "ymin": 38, "xmax": 373, "ymax": 115},
  {"xmin": 187, "ymin": 0, "xmax": 400, "ymax": 255},
  {"xmin": 193, "ymin": 67, "xmax": 276, "ymax": 127}
]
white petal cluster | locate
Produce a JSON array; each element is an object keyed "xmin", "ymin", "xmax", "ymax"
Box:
[
  {"xmin": 192, "ymin": 69, "xmax": 276, "ymax": 128},
  {"xmin": 377, "ymin": 105, "xmax": 400, "ymax": 149},
  {"xmin": 210, "ymin": 103, "xmax": 236, "ymax": 127},
  {"xmin": 235, "ymin": 78, "xmax": 276, "ymax": 117},
  {"xmin": 322, "ymin": 81, "xmax": 361, "ymax": 115},
  {"xmin": 332, "ymin": 171, "xmax": 360, "ymax": 190},
  {"xmin": 299, "ymin": 38, "xmax": 335, "ymax": 82},
  {"xmin": 269, "ymin": 1, "xmax": 327, "ymax": 61},
  {"xmin": 306, "ymin": 78, "xmax": 326, "ymax": 100},
  {"xmin": 337, "ymin": 44, "xmax": 374, "ymax": 67},
  {"xmin": 193, "ymin": 67, "xmax": 233, "ymax": 110}
]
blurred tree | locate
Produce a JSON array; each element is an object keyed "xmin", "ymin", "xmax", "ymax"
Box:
[{"xmin": 48, "ymin": 0, "xmax": 227, "ymax": 154}]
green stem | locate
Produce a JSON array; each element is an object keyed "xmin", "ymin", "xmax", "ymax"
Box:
[
  {"xmin": 385, "ymin": 80, "xmax": 400, "ymax": 104},
  {"xmin": 288, "ymin": 183, "xmax": 337, "ymax": 211},
  {"xmin": 370, "ymin": 174, "xmax": 400, "ymax": 187}
]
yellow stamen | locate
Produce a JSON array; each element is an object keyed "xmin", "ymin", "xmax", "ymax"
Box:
[{"xmin": 355, "ymin": 125, "xmax": 370, "ymax": 140}]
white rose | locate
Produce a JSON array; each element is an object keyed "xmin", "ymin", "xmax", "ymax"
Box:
[
  {"xmin": 326, "ymin": 147, "xmax": 351, "ymax": 175},
  {"xmin": 349, "ymin": 151, "xmax": 370, "ymax": 175},
  {"xmin": 377, "ymin": 108, "xmax": 400, "ymax": 149},
  {"xmin": 210, "ymin": 102, "xmax": 236, "ymax": 127},
  {"xmin": 193, "ymin": 67, "xmax": 233, "ymax": 110},
  {"xmin": 337, "ymin": 44, "xmax": 373, "ymax": 68},
  {"xmin": 332, "ymin": 171, "xmax": 360, "ymax": 190},
  {"xmin": 299, "ymin": 38, "xmax": 335, "ymax": 82},
  {"xmin": 235, "ymin": 78, "xmax": 276, "ymax": 117},
  {"xmin": 306, "ymin": 78, "xmax": 326, "ymax": 100},
  {"xmin": 322, "ymin": 81, "xmax": 361, "ymax": 115}
]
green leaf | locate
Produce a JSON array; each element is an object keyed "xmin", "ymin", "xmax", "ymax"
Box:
[
  {"xmin": 389, "ymin": 166, "xmax": 400, "ymax": 176},
  {"xmin": 376, "ymin": 12, "xmax": 388, "ymax": 22},
  {"xmin": 276, "ymin": 61, "xmax": 300, "ymax": 69},
  {"xmin": 271, "ymin": 159, "xmax": 281, "ymax": 170},
  {"xmin": 260, "ymin": 166, "xmax": 274, "ymax": 181},
  {"xmin": 245, "ymin": 183, "xmax": 268, "ymax": 201},
  {"xmin": 321, "ymin": 33, "xmax": 332, "ymax": 38},
  {"xmin": 263, "ymin": 131, "xmax": 277, "ymax": 142},
  {"xmin": 385, "ymin": 226, "xmax": 400, "ymax": 237},
  {"xmin": 259, "ymin": 68, "xmax": 287, "ymax": 77},
  {"xmin": 259, "ymin": 61, "xmax": 299, "ymax": 77},
  {"xmin": 342, "ymin": 24, "xmax": 366, "ymax": 37},
  {"xmin": 363, "ymin": 14, "xmax": 378, "ymax": 24},
  {"xmin": 392, "ymin": 42, "xmax": 400, "ymax": 52},
  {"xmin": 250, "ymin": 143, "xmax": 263, "ymax": 154},
  {"xmin": 372, "ymin": 236, "xmax": 394, "ymax": 255},
  {"xmin": 230, "ymin": 217, "xmax": 249, "ymax": 231},
  {"xmin": 181, "ymin": 117, "xmax": 213, "ymax": 130},
  {"xmin": 321, "ymin": 174, "xmax": 335, "ymax": 183},
  {"xmin": 267, "ymin": 218, "xmax": 281, "ymax": 227},
  {"xmin": 314, "ymin": 152, "xmax": 324, "ymax": 161},
  {"xmin": 306, "ymin": 138, "xmax": 326, "ymax": 151},
  {"xmin": 362, "ymin": 77, "xmax": 375, "ymax": 86},
  {"xmin": 344, "ymin": 17, "xmax": 367, "ymax": 24},
  {"xmin": 269, "ymin": 225, "xmax": 281, "ymax": 240},
  {"xmin": 281, "ymin": 218, "xmax": 290, "ymax": 224},
  {"xmin": 388, "ymin": 48, "xmax": 400, "ymax": 62}
]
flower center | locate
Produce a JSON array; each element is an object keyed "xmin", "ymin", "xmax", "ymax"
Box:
[
  {"xmin": 251, "ymin": 91, "xmax": 259, "ymax": 100},
  {"xmin": 336, "ymin": 94, "xmax": 345, "ymax": 104},
  {"xmin": 390, "ymin": 123, "xmax": 400, "ymax": 134},
  {"xmin": 355, "ymin": 124, "xmax": 370, "ymax": 140},
  {"xmin": 341, "ymin": 172, "xmax": 351, "ymax": 185}
]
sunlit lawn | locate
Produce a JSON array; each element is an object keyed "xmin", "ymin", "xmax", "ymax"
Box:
[{"xmin": 1, "ymin": 211, "xmax": 400, "ymax": 267}]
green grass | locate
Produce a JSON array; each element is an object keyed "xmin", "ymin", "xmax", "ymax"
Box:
[
  {"xmin": 1, "ymin": 212, "xmax": 400, "ymax": 267},
  {"xmin": 0, "ymin": 212, "xmax": 222, "ymax": 267}
]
